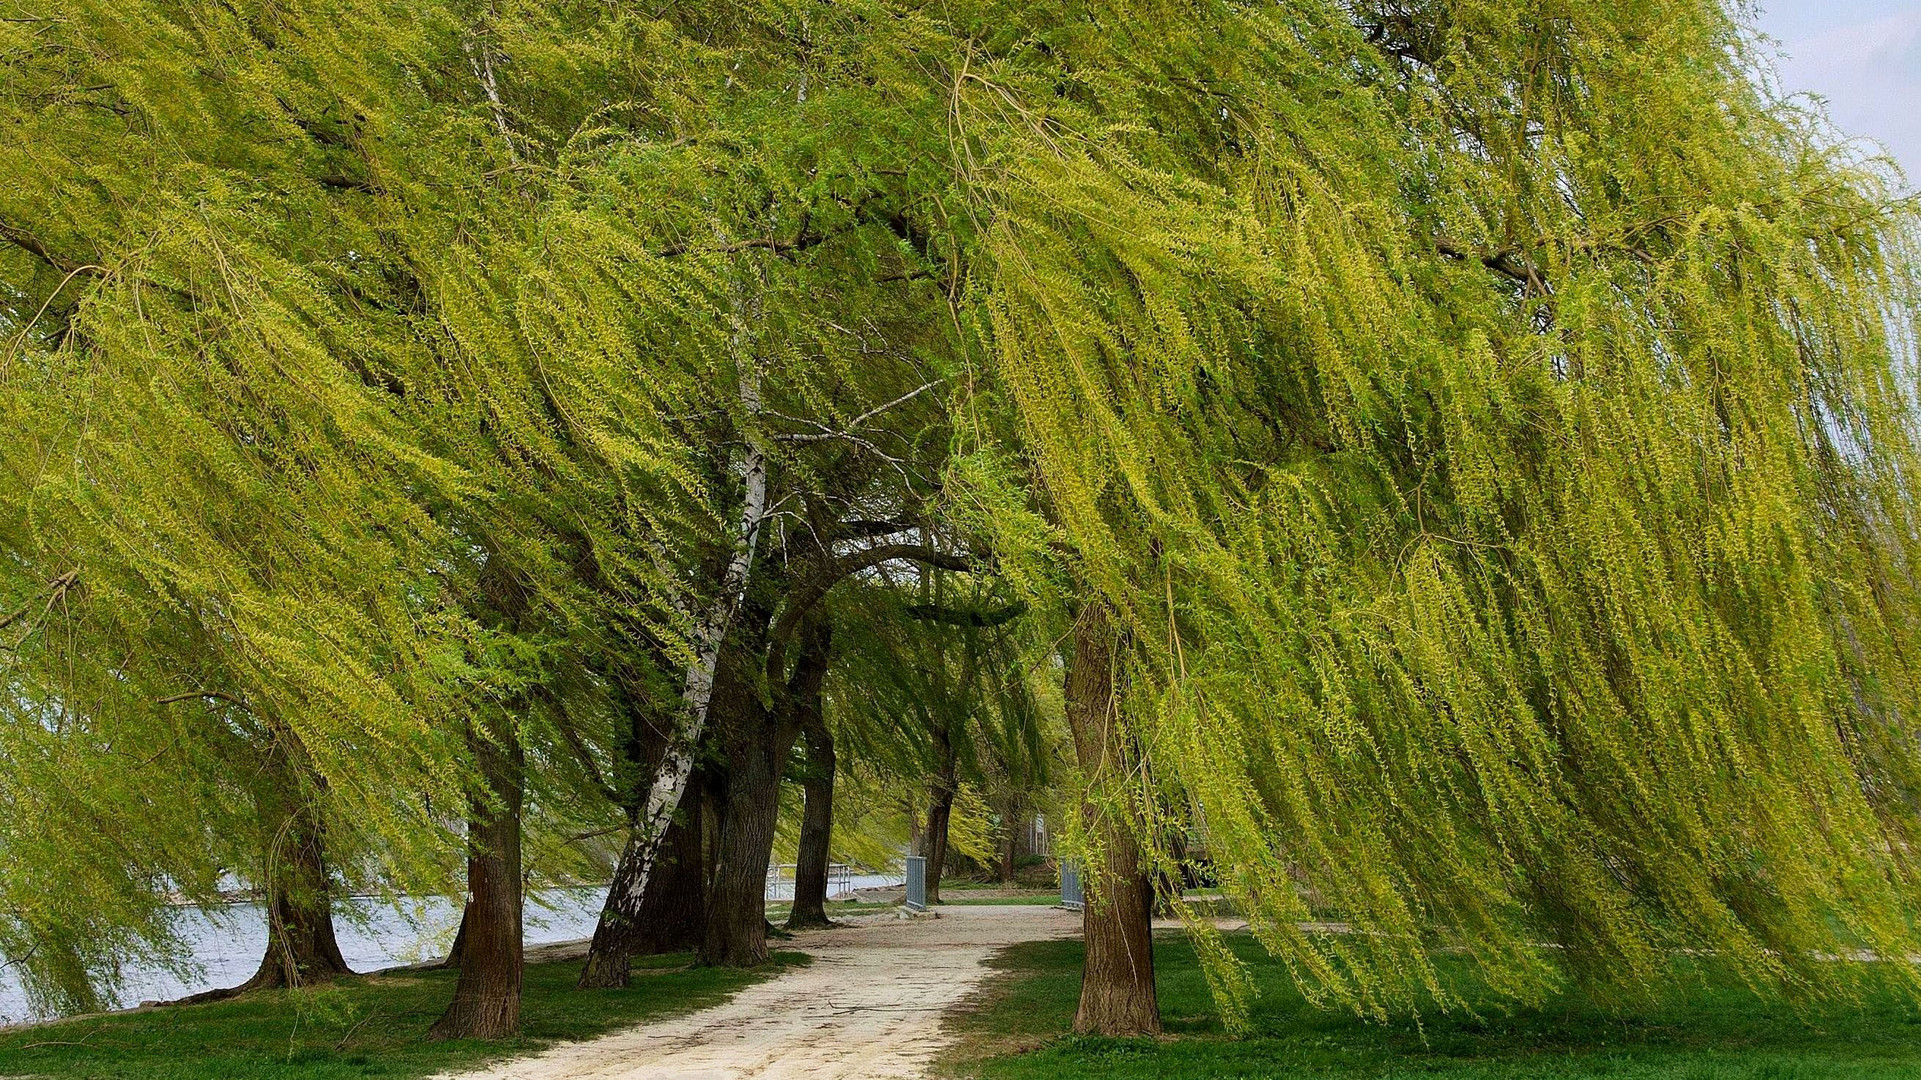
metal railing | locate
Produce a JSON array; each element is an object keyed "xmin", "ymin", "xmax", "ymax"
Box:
[
  {"xmin": 765, "ymin": 862, "xmax": 879, "ymax": 899},
  {"xmin": 1059, "ymin": 859, "xmax": 1084, "ymax": 910}
]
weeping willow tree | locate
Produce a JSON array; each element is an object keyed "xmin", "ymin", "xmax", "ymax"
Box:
[
  {"xmin": 8, "ymin": 0, "xmax": 1921, "ymax": 1045},
  {"xmin": 0, "ymin": 0, "xmax": 721, "ymax": 1029},
  {"xmin": 822, "ymin": 568, "xmax": 1050, "ymax": 905},
  {"xmin": 2, "ymin": 0, "xmax": 965, "ymax": 1031},
  {"xmin": 956, "ymin": 0, "xmax": 1921, "ymax": 1029}
]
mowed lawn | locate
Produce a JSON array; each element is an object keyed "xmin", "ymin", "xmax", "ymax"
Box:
[
  {"xmin": 0, "ymin": 951, "xmax": 804, "ymax": 1080},
  {"xmin": 944, "ymin": 933, "xmax": 1921, "ymax": 1079}
]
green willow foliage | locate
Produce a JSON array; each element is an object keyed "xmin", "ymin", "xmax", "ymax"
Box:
[
  {"xmin": 1, "ymin": 0, "xmax": 960, "ymax": 1009},
  {"xmin": 4, "ymin": 0, "xmax": 1919, "ymax": 1026},
  {"xmin": 0, "ymin": 0, "xmax": 717, "ymax": 1006},
  {"xmin": 961, "ymin": 0, "xmax": 1921, "ymax": 1020}
]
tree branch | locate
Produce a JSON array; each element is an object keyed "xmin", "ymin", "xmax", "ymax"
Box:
[
  {"xmin": 1436, "ymin": 236, "xmax": 1548, "ymax": 294},
  {"xmin": 764, "ymin": 543, "xmax": 985, "ymax": 686},
  {"xmin": 0, "ymin": 220, "xmax": 99, "ymax": 279},
  {"xmin": 155, "ymin": 689, "xmax": 251, "ymax": 710},
  {"xmin": 836, "ymin": 519, "xmax": 918, "ymax": 540},
  {"xmin": 0, "ymin": 570, "xmax": 79, "ymax": 651}
]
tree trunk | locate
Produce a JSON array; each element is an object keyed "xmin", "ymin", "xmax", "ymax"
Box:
[
  {"xmin": 439, "ymin": 904, "xmax": 469, "ymax": 970},
  {"xmin": 923, "ymin": 713, "xmax": 959, "ymax": 904},
  {"xmin": 430, "ymin": 717, "xmax": 524, "ymax": 1040},
  {"xmin": 786, "ymin": 720, "xmax": 837, "ymax": 930},
  {"xmin": 178, "ymin": 789, "xmax": 350, "ymax": 1005},
  {"xmin": 704, "ymin": 614, "xmax": 829, "ymax": 966},
  {"xmin": 617, "ymin": 363, "xmax": 772, "ymax": 924},
  {"xmin": 1000, "ymin": 794, "xmax": 1021, "ymax": 885},
  {"xmin": 245, "ymin": 808, "xmax": 352, "ymax": 990},
  {"xmin": 1065, "ymin": 601, "xmax": 1160, "ymax": 1036},
  {"xmin": 578, "ymin": 782, "xmax": 707, "ymax": 988},
  {"xmin": 703, "ymin": 730, "xmax": 785, "ymax": 967}
]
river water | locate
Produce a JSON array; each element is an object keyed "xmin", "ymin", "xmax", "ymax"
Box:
[{"xmin": 0, "ymin": 874, "xmax": 905, "ymax": 1026}]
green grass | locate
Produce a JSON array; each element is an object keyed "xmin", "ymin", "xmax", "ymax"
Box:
[
  {"xmin": 937, "ymin": 895, "xmax": 1062, "ymax": 907},
  {"xmin": 943, "ymin": 934, "xmax": 1921, "ymax": 1079},
  {"xmin": 0, "ymin": 950, "xmax": 805, "ymax": 1079}
]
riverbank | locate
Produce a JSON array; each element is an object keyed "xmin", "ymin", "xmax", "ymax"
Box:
[
  {"xmin": 0, "ymin": 876, "xmax": 921, "ymax": 1028},
  {"xmin": 0, "ymin": 946, "xmax": 805, "ymax": 1080}
]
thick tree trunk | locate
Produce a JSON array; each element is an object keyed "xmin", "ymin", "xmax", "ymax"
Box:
[
  {"xmin": 430, "ymin": 718, "xmax": 524, "ymax": 1040},
  {"xmin": 704, "ymin": 615, "xmax": 829, "ymax": 967},
  {"xmin": 1065, "ymin": 602, "xmax": 1160, "ymax": 1036},
  {"xmin": 439, "ymin": 904, "xmax": 469, "ymax": 970},
  {"xmin": 636, "ymin": 791, "xmax": 709, "ymax": 954},
  {"xmin": 179, "ymin": 791, "xmax": 350, "ymax": 1005},
  {"xmin": 246, "ymin": 809, "xmax": 352, "ymax": 990},
  {"xmin": 578, "ymin": 784, "xmax": 707, "ymax": 988},
  {"xmin": 786, "ymin": 721, "xmax": 837, "ymax": 930},
  {"xmin": 703, "ymin": 729, "xmax": 786, "ymax": 967}
]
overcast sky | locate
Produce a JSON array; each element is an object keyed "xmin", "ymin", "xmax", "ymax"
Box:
[{"xmin": 1749, "ymin": 0, "xmax": 1921, "ymax": 188}]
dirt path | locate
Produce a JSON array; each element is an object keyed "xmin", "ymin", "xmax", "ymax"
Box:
[{"xmin": 441, "ymin": 904, "xmax": 1081, "ymax": 1080}]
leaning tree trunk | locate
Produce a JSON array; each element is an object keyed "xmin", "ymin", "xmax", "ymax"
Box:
[
  {"xmin": 430, "ymin": 716, "xmax": 525, "ymax": 1041},
  {"xmin": 612, "ymin": 363, "xmax": 772, "ymax": 931},
  {"xmin": 786, "ymin": 720, "xmax": 837, "ymax": 930},
  {"xmin": 1065, "ymin": 601, "xmax": 1160, "ymax": 1036},
  {"xmin": 578, "ymin": 783, "xmax": 708, "ymax": 988}
]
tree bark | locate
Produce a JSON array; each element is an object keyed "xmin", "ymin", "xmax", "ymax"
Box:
[
  {"xmin": 923, "ymin": 723, "xmax": 957, "ymax": 905},
  {"xmin": 786, "ymin": 720, "xmax": 837, "ymax": 930},
  {"xmin": 704, "ymin": 614, "xmax": 829, "ymax": 966},
  {"xmin": 439, "ymin": 904, "xmax": 469, "ymax": 970},
  {"xmin": 429, "ymin": 716, "xmax": 525, "ymax": 1040},
  {"xmin": 1000, "ymin": 794, "xmax": 1021, "ymax": 885},
  {"xmin": 703, "ymin": 728, "xmax": 786, "ymax": 967},
  {"xmin": 245, "ymin": 805, "xmax": 352, "ymax": 990},
  {"xmin": 177, "ymin": 786, "xmax": 350, "ymax": 1005},
  {"xmin": 1065, "ymin": 601, "xmax": 1160, "ymax": 1036},
  {"xmin": 614, "ymin": 361, "xmax": 773, "ymax": 929},
  {"xmin": 578, "ymin": 779, "xmax": 707, "ymax": 988}
]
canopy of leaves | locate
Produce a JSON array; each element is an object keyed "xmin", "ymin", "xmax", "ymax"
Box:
[
  {"xmin": 959, "ymin": 0, "xmax": 1921, "ymax": 1021},
  {"xmin": 3, "ymin": 0, "xmax": 1918, "ymax": 1027}
]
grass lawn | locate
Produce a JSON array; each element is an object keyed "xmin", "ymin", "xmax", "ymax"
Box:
[
  {"xmin": 938, "ymin": 895, "xmax": 1062, "ymax": 907},
  {"xmin": 0, "ymin": 950, "xmax": 805, "ymax": 1080},
  {"xmin": 943, "ymin": 934, "xmax": 1921, "ymax": 1079}
]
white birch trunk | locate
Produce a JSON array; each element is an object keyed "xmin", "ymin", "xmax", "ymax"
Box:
[{"xmin": 614, "ymin": 359, "xmax": 767, "ymax": 909}]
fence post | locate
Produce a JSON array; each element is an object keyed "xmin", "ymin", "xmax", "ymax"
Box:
[{"xmin": 905, "ymin": 855, "xmax": 927, "ymax": 911}]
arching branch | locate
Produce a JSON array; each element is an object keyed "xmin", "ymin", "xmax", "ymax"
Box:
[{"xmin": 764, "ymin": 542, "xmax": 984, "ymax": 687}]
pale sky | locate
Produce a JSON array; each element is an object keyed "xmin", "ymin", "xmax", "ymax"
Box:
[{"xmin": 1749, "ymin": 0, "xmax": 1921, "ymax": 188}]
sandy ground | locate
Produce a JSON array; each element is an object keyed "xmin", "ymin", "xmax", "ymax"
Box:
[{"xmin": 439, "ymin": 904, "xmax": 1082, "ymax": 1080}]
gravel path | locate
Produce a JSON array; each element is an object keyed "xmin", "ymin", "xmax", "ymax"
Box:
[{"xmin": 439, "ymin": 904, "xmax": 1081, "ymax": 1080}]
